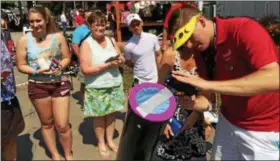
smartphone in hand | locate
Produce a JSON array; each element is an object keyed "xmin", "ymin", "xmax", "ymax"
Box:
[
  {"xmin": 105, "ymin": 55, "xmax": 120, "ymax": 63},
  {"xmin": 50, "ymin": 58, "xmax": 60, "ymax": 71},
  {"xmin": 168, "ymin": 116, "xmax": 183, "ymax": 136}
]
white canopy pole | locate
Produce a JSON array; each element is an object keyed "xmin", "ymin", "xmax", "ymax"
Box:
[{"xmin": 198, "ymin": 0, "xmax": 204, "ymax": 11}]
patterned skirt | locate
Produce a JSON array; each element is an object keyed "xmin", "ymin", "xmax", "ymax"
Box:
[{"xmin": 84, "ymin": 85, "xmax": 125, "ymax": 117}]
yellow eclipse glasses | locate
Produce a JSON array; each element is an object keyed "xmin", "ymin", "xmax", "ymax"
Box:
[{"xmin": 172, "ymin": 14, "xmax": 200, "ymax": 50}]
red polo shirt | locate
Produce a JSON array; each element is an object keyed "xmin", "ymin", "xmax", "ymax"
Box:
[
  {"xmin": 75, "ymin": 15, "xmax": 84, "ymax": 26},
  {"xmin": 196, "ymin": 17, "xmax": 279, "ymax": 132}
]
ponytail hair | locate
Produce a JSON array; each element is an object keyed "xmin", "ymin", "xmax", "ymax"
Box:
[{"xmin": 28, "ymin": 5, "xmax": 59, "ymax": 34}]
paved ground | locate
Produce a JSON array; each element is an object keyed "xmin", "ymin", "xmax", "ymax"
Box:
[
  {"xmin": 11, "ymin": 32, "xmax": 215, "ymax": 160},
  {"xmin": 15, "ymin": 67, "xmax": 127, "ymax": 160},
  {"xmin": 12, "ymin": 31, "xmax": 124, "ymax": 160}
]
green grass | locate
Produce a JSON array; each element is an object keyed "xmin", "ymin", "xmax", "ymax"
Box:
[
  {"xmin": 122, "ymin": 72, "xmax": 133, "ymax": 96},
  {"xmin": 121, "ymin": 65, "xmax": 133, "ymax": 96}
]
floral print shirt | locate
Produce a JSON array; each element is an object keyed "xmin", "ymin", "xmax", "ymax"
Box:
[{"xmin": 1, "ymin": 39, "xmax": 16, "ymax": 102}]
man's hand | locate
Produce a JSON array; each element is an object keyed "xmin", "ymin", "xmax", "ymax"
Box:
[
  {"xmin": 173, "ymin": 63, "xmax": 279, "ymax": 96},
  {"xmin": 172, "ymin": 71, "xmax": 211, "ymax": 91},
  {"xmin": 163, "ymin": 124, "xmax": 174, "ymax": 139}
]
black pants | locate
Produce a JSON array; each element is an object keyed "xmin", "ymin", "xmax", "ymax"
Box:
[
  {"xmin": 118, "ymin": 78, "xmax": 166, "ymax": 160},
  {"xmin": 1, "ymin": 97, "xmax": 25, "ymax": 148}
]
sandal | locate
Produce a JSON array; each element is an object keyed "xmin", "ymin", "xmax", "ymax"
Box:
[
  {"xmin": 108, "ymin": 145, "xmax": 118, "ymax": 153},
  {"xmin": 98, "ymin": 148, "xmax": 111, "ymax": 159},
  {"xmin": 65, "ymin": 151, "xmax": 74, "ymax": 161},
  {"xmin": 107, "ymin": 143, "xmax": 118, "ymax": 153}
]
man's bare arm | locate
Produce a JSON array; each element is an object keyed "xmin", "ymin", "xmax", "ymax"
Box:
[
  {"xmin": 208, "ymin": 62, "xmax": 279, "ymax": 96},
  {"xmin": 72, "ymin": 43, "xmax": 80, "ymax": 57},
  {"xmin": 155, "ymin": 50, "xmax": 162, "ymax": 70}
]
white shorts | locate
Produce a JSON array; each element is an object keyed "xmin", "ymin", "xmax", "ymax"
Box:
[{"xmin": 211, "ymin": 112, "xmax": 279, "ymax": 160}]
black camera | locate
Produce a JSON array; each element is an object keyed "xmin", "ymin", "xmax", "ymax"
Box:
[{"xmin": 165, "ymin": 66, "xmax": 198, "ymax": 96}]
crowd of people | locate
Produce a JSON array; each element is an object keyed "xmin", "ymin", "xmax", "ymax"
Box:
[{"xmin": 1, "ymin": 1, "xmax": 279, "ymax": 161}]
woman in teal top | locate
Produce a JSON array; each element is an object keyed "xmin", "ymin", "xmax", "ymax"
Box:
[
  {"xmin": 80, "ymin": 11, "xmax": 125, "ymax": 159},
  {"xmin": 16, "ymin": 6, "xmax": 73, "ymax": 160}
]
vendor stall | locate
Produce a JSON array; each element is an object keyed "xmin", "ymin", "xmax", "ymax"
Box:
[{"xmin": 113, "ymin": 1, "xmax": 168, "ymax": 42}]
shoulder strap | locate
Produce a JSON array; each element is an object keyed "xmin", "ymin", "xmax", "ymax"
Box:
[
  {"xmin": 108, "ymin": 37, "xmax": 115, "ymax": 47},
  {"xmin": 27, "ymin": 32, "xmax": 33, "ymax": 47},
  {"xmin": 107, "ymin": 36, "xmax": 124, "ymax": 75},
  {"xmin": 108, "ymin": 37, "xmax": 121, "ymax": 55},
  {"xmin": 79, "ymin": 31, "xmax": 91, "ymax": 47},
  {"xmin": 50, "ymin": 34, "xmax": 58, "ymax": 48}
]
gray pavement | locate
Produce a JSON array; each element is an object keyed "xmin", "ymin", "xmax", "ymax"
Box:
[{"xmin": 11, "ymin": 32, "xmax": 214, "ymax": 160}]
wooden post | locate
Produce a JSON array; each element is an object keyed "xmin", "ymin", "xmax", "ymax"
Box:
[{"xmin": 115, "ymin": 1, "xmax": 122, "ymax": 42}]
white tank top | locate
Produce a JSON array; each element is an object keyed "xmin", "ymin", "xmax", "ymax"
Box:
[{"xmin": 84, "ymin": 36, "xmax": 122, "ymax": 88}]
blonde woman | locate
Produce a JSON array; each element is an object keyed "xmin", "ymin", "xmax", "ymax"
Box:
[{"xmin": 16, "ymin": 6, "xmax": 73, "ymax": 160}]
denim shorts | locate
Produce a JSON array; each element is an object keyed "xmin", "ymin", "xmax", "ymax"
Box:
[{"xmin": 28, "ymin": 81, "xmax": 71, "ymax": 100}]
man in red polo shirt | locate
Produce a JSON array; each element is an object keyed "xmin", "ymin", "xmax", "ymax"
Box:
[
  {"xmin": 167, "ymin": 5, "xmax": 279, "ymax": 160},
  {"xmin": 74, "ymin": 10, "xmax": 85, "ymax": 27}
]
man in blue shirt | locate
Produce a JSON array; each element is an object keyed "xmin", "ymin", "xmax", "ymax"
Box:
[
  {"xmin": 1, "ymin": 36, "xmax": 25, "ymax": 160},
  {"xmin": 71, "ymin": 10, "xmax": 92, "ymax": 107}
]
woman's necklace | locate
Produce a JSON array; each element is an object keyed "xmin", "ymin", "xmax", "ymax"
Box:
[
  {"xmin": 35, "ymin": 34, "xmax": 47, "ymax": 43},
  {"xmin": 175, "ymin": 52, "xmax": 197, "ymax": 75}
]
